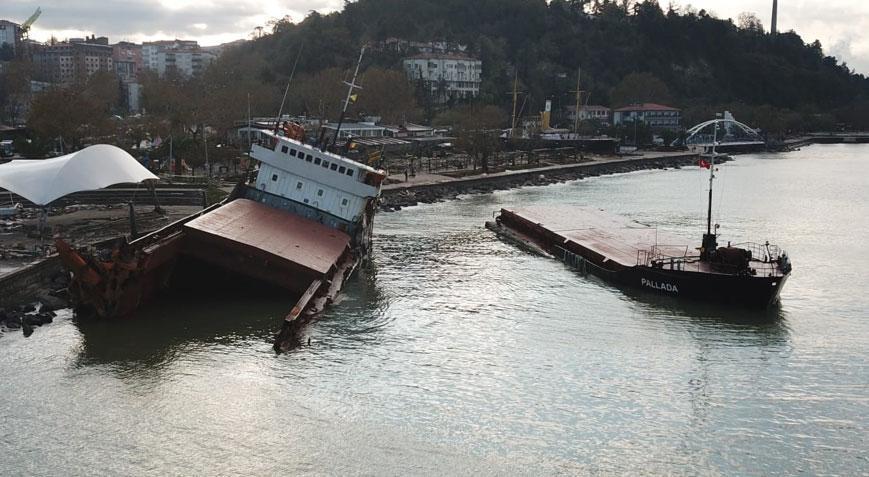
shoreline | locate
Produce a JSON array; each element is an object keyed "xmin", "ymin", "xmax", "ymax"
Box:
[{"xmin": 380, "ymin": 152, "xmax": 706, "ymax": 211}]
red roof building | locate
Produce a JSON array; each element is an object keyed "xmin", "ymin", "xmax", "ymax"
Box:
[{"xmin": 613, "ymin": 103, "xmax": 682, "ymax": 130}]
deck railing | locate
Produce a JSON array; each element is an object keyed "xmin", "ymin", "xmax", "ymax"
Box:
[
  {"xmin": 730, "ymin": 242, "xmax": 781, "ymax": 263},
  {"xmin": 637, "ymin": 244, "xmax": 692, "ymax": 268}
]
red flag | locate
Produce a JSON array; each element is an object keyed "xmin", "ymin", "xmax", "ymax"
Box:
[{"xmin": 698, "ymin": 159, "xmax": 711, "ymax": 169}]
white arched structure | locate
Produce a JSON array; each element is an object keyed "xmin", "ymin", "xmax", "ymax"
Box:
[
  {"xmin": 0, "ymin": 144, "xmax": 157, "ymax": 206},
  {"xmin": 679, "ymin": 116, "xmax": 765, "ymax": 149}
]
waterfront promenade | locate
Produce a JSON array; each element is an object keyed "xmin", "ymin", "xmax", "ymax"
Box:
[{"xmin": 381, "ymin": 150, "xmax": 700, "ymax": 209}]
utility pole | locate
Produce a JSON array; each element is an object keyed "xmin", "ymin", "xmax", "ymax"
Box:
[{"xmin": 203, "ymin": 125, "xmax": 210, "ymax": 178}]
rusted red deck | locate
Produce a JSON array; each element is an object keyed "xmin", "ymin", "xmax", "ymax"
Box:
[
  {"xmin": 503, "ymin": 206, "xmax": 691, "ymax": 267},
  {"xmin": 184, "ymin": 198, "xmax": 350, "ymax": 278}
]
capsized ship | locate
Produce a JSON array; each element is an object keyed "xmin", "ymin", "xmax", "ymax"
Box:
[
  {"xmin": 487, "ymin": 153, "xmax": 792, "ymax": 307},
  {"xmin": 57, "ymin": 130, "xmax": 386, "ymax": 344}
]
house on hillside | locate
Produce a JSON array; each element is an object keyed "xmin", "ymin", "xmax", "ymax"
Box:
[
  {"xmin": 613, "ymin": 103, "xmax": 682, "ymax": 130},
  {"xmin": 142, "ymin": 40, "xmax": 214, "ymax": 78}
]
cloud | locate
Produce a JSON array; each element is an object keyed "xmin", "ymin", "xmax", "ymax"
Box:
[
  {"xmin": 689, "ymin": 0, "xmax": 869, "ymax": 74},
  {"xmin": 2, "ymin": 0, "xmax": 869, "ymax": 73},
  {"xmin": 0, "ymin": 0, "xmax": 344, "ymax": 45}
]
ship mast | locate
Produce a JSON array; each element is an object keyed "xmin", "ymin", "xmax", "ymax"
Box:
[
  {"xmin": 701, "ymin": 120, "xmax": 718, "ymax": 260},
  {"xmin": 706, "ymin": 121, "xmax": 717, "ymax": 236},
  {"xmin": 330, "ymin": 45, "xmax": 366, "ymax": 150},
  {"xmin": 274, "ymin": 43, "xmax": 304, "ymax": 134}
]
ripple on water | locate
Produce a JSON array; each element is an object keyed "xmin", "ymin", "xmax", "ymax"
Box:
[{"xmin": 2, "ymin": 146, "xmax": 869, "ymax": 475}]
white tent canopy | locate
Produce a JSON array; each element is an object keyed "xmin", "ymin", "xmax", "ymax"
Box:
[{"xmin": 0, "ymin": 144, "xmax": 158, "ymax": 206}]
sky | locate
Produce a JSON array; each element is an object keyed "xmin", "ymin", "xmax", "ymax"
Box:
[{"xmin": 1, "ymin": 0, "xmax": 867, "ymax": 74}]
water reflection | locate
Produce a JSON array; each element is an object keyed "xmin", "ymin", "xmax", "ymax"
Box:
[{"xmin": 73, "ymin": 293, "xmax": 289, "ymax": 370}]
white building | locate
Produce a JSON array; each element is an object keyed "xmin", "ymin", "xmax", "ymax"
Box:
[
  {"xmin": 403, "ymin": 53, "xmax": 482, "ymax": 103},
  {"xmin": 613, "ymin": 103, "xmax": 682, "ymax": 130},
  {"xmin": 566, "ymin": 105, "xmax": 611, "ymax": 126},
  {"xmin": 142, "ymin": 40, "xmax": 213, "ymax": 77}
]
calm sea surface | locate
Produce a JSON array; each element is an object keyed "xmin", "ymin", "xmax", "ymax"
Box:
[{"xmin": 1, "ymin": 144, "xmax": 867, "ymax": 475}]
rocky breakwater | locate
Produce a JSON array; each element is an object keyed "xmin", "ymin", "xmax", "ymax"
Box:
[
  {"xmin": 0, "ymin": 259, "xmax": 70, "ymax": 338},
  {"xmin": 0, "ymin": 293, "xmax": 67, "ymax": 338},
  {"xmin": 381, "ymin": 153, "xmax": 711, "ymax": 211}
]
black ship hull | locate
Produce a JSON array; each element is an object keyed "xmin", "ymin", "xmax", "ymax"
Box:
[
  {"xmin": 487, "ymin": 209, "xmax": 791, "ymax": 309},
  {"xmin": 615, "ymin": 265, "xmax": 788, "ymax": 307}
]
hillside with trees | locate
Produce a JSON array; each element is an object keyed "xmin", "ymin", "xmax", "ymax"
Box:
[
  {"xmin": 221, "ymin": 0, "xmax": 869, "ymax": 133},
  {"xmin": 5, "ymin": 0, "xmax": 869, "ymax": 159}
]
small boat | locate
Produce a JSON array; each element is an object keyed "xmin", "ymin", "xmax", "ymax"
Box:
[{"xmin": 487, "ymin": 126, "xmax": 792, "ymax": 307}]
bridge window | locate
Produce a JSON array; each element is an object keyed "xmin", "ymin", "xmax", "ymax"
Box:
[
  {"xmin": 330, "ymin": 163, "xmax": 338, "ymax": 171},
  {"xmin": 338, "ymin": 166, "xmax": 346, "ymax": 174},
  {"xmin": 346, "ymin": 168, "xmax": 354, "ymax": 177},
  {"xmin": 289, "ymin": 149, "xmax": 297, "ymax": 157},
  {"xmin": 314, "ymin": 157, "xmax": 321, "ymax": 165},
  {"xmin": 341, "ymin": 198, "xmax": 349, "ymax": 206},
  {"xmin": 271, "ymin": 174, "xmax": 278, "ymax": 182},
  {"xmin": 306, "ymin": 154, "xmax": 313, "ymax": 161},
  {"xmin": 281, "ymin": 145, "xmax": 288, "ymax": 153},
  {"xmin": 322, "ymin": 160, "xmax": 330, "ymax": 169}
]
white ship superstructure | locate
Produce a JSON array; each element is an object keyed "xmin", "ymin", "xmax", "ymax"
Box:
[{"xmin": 249, "ymin": 130, "xmax": 384, "ymax": 238}]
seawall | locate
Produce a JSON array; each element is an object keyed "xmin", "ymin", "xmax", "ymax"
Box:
[{"xmin": 381, "ymin": 152, "xmax": 701, "ymax": 211}]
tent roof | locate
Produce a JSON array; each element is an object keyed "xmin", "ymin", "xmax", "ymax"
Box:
[{"xmin": 0, "ymin": 144, "xmax": 158, "ymax": 206}]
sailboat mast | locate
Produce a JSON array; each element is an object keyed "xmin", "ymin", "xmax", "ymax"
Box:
[
  {"xmin": 573, "ymin": 66, "xmax": 581, "ymax": 134},
  {"xmin": 274, "ymin": 43, "xmax": 304, "ymax": 134},
  {"xmin": 330, "ymin": 45, "xmax": 366, "ymax": 150},
  {"xmin": 511, "ymin": 71, "xmax": 519, "ymax": 139},
  {"xmin": 706, "ymin": 121, "xmax": 717, "ymax": 236}
]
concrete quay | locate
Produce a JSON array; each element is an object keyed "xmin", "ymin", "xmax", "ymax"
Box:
[{"xmin": 380, "ymin": 151, "xmax": 700, "ymax": 211}]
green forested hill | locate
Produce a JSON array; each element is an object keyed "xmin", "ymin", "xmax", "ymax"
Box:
[{"xmin": 214, "ymin": 0, "xmax": 869, "ymax": 131}]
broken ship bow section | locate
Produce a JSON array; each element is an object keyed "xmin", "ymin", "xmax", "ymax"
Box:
[{"xmin": 489, "ymin": 207, "xmax": 791, "ymax": 307}]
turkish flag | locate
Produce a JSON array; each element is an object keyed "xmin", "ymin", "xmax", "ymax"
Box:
[{"xmin": 698, "ymin": 159, "xmax": 711, "ymax": 169}]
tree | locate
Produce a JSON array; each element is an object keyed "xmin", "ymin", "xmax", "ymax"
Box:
[
  {"xmin": 609, "ymin": 72, "xmax": 672, "ymax": 107},
  {"xmin": 140, "ymin": 70, "xmax": 197, "ymax": 136},
  {"xmin": 28, "ymin": 72, "xmax": 123, "ymax": 151},
  {"xmin": 354, "ymin": 67, "xmax": 420, "ymax": 123},
  {"xmin": 286, "ymin": 68, "xmax": 346, "ymax": 119},
  {"xmin": 0, "ymin": 60, "xmax": 32, "ymax": 126},
  {"xmin": 453, "ymin": 104, "xmax": 506, "ymax": 173},
  {"xmin": 737, "ymin": 12, "xmax": 764, "ymax": 33}
]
